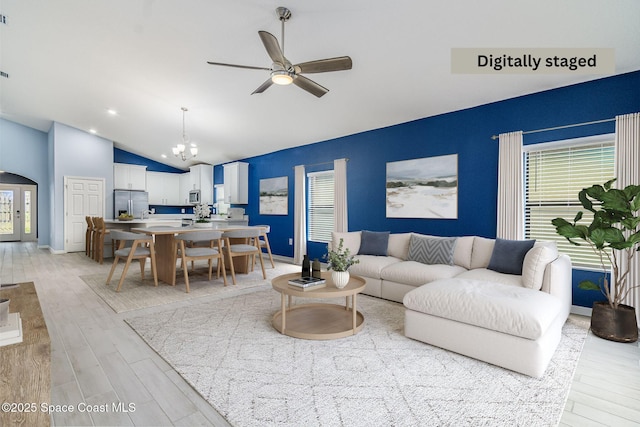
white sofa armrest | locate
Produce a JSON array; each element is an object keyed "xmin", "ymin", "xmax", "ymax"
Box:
[{"xmin": 541, "ymin": 254, "xmax": 572, "ymax": 319}]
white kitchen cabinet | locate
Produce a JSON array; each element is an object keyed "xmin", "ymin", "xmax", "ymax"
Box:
[
  {"xmin": 223, "ymin": 162, "xmax": 248, "ymax": 204},
  {"xmin": 147, "ymin": 172, "xmax": 181, "ymax": 205},
  {"xmin": 189, "ymin": 164, "xmax": 213, "ymax": 205},
  {"xmin": 114, "ymin": 163, "xmax": 147, "ymax": 190},
  {"xmin": 179, "ymin": 172, "xmax": 191, "ymax": 205}
]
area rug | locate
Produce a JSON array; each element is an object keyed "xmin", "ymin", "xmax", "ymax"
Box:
[
  {"xmin": 125, "ymin": 290, "xmax": 588, "ymax": 427},
  {"xmin": 81, "ymin": 261, "xmax": 300, "ymax": 313}
]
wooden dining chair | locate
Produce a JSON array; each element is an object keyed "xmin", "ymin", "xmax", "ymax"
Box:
[
  {"xmin": 175, "ymin": 230, "xmax": 227, "ymax": 292},
  {"xmin": 85, "ymin": 216, "xmax": 94, "ymax": 258},
  {"xmin": 254, "ymin": 225, "xmax": 275, "ymax": 268},
  {"xmin": 222, "ymin": 228, "xmax": 266, "ymax": 286},
  {"xmin": 106, "ymin": 230, "xmax": 158, "ymax": 292}
]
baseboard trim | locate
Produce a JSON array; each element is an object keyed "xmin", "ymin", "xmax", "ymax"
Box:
[
  {"xmin": 48, "ymin": 247, "xmax": 66, "ymax": 255},
  {"xmin": 571, "ymin": 305, "xmax": 592, "ymax": 317},
  {"xmin": 272, "ymin": 254, "xmax": 295, "ymax": 264}
]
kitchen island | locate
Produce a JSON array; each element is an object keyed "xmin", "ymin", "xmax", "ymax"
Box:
[{"xmin": 104, "ymin": 217, "xmax": 184, "ymax": 228}]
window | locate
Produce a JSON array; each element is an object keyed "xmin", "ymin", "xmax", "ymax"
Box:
[
  {"xmin": 524, "ymin": 135, "xmax": 615, "ymax": 269},
  {"xmin": 307, "ymin": 170, "xmax": 334, "ymax": 242}
]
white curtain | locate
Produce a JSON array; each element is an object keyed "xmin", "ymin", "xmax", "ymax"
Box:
[
  {"xmin": 293, "ymin": 165, "xmax": 307, "ymax": 265},
  {"xmin": 334, "ymin": 158, "xmax": 348, "ymax": 232},
  {"xmin": 615, "ymin": 112, "xmax": 640, "ymax": 323},
  {"xmin": 496, "ymin": 131, "xmax": 524, "ymax": 240}
]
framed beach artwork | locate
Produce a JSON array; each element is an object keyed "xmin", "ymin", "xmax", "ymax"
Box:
[
  {"xmin": 259, "ymin": 176, "xmax": 288, "ymax": 215},
  {"xmin": 386, "ymin": 154, "xmax": 458, "ymax": 219}
]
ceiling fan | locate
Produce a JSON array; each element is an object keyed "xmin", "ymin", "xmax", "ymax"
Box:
[{"xmin": 207, "ymin": 6, "xmax": 352, "ymax": 98}]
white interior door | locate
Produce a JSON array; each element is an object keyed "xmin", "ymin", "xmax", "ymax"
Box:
[{"xmin": 65, "ymin": 177, "xmax": 104, "ymax": 252}]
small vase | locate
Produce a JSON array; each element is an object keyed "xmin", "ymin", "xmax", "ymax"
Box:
[{"xmin": 332, "ymin": 271, "xmax": 350, "ymax": 289}]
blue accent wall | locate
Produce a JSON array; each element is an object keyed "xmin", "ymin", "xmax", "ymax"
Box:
[
  {"xmin": 114, "ymin": 148, "xmax": 185, "ymax": 173},
  {"xmin": 215, "ymin": 70, "xmax": 640, "ymax": 309}
]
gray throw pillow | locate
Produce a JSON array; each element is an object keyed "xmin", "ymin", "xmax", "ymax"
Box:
[
  {"xmin": 487, "ymin": 238, "xmax": 536, "ymax": 275},
  {"xmin": 407, "ymin": 235, "xmax": 457, "ymax": 265},
  {"xmin": 358, "ymin": 230, "xmax": 390, "ymax": 256}
]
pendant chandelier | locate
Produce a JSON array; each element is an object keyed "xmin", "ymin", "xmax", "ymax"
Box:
[{"xmin": 172, "ymin": 107, "xmax": 198, "ymax": 161}]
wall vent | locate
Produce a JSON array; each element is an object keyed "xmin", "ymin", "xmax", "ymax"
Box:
[{"xmin": 0, "ymin": 71, "xmax": 9, "ymax": 79}]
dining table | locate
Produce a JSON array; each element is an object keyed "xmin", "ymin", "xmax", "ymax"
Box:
[{"xmin": 131, "ymin": 225, "xmax": 264, "ymax": 286}]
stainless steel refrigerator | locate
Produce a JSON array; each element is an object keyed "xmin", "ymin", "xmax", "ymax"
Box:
[{"xmin": 114, "ymin": 190, "xmax": 149, "ymax": 218}]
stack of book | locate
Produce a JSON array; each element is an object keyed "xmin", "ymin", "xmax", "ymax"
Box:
[
  {"xmin": 288, "ymin": 276, "xmax": 326, "ymax": 291},
  {"xmin": 0, "ymin": 312, "xmax": 23, "ymax": 347}
]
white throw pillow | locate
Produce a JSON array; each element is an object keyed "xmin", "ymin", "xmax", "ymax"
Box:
[
  {"xmin": 522, "ymin": 242, "xmax": 558, "ymax": 290},
  {"xmin": 388, "ymin": 233, "xmax": 412, "ymax": 260},
  {"xmin": 470, "ymin": 237, "xmax": 495, "ymax": 269},
  {"xmin": 331, "ymin": 231, "xmax": 361, "ymax": 255}
]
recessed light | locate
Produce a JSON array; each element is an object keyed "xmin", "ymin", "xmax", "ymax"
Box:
[
  {"xmin": 107, "ymin": 109, "xmax": 118, "ymax": 116},
  {"xmin": 89, "ymin": 129, "xmax": 97, "ymax": 134},
  {"xmin": 161, "ymin": 154, "xmax": 167, "ymax": 158}
]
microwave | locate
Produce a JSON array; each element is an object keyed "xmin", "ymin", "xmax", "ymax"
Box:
[{"xmin": 188, "ymin": 190, "xmax": 201, "ymax": 204}]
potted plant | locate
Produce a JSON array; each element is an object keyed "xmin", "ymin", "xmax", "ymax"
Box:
[
  {"xmin": 325, "ymin": 238, "xmax": 359, "ymax": 288},
  {"xmin": 193, "ymin": 203, "xmax": 212, "ymax": 228},
  {"xmin": 552, "ymin": 178, "xmax": 640, "ymax": 342}
]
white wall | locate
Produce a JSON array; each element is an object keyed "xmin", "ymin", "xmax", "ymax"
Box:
[
  {"xmin": 0, "ymin": 118, "xmax": 51, "ymax": 246},
  {"xmin": 50, "ymin": 122, "xmax": 114, "ymax": 252}
]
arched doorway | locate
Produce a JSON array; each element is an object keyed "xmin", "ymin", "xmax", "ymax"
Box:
[{"xmin": 0, "ymin": 172, "xmax": 37, "ymax": 242}]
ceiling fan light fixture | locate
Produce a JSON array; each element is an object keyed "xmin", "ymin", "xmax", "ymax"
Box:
[{"xmin": 271, "ymin": 70, "xmax": 294, "ymax": 85}]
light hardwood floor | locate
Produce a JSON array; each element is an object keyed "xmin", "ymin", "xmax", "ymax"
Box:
[{"xmin": 1, "ymin": 242, "xmax": 639, "ymax": 426}]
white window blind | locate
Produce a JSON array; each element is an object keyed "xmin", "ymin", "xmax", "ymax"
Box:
[
  {"xmin": 524, "ymin": 137, "xmax": 615, "ymax": 269},
  {"xmin": 308, "ymin": 170, "xmax": 334, "ymax": 243}
]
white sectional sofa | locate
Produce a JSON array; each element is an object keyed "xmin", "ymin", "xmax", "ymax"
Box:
[{"xmin": 332, "ymin": 231, "xmax": 572, "ymax": 377}]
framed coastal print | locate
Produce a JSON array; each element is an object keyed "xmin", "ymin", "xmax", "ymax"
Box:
[
  {"xmin": 259, "ymin": 176, "xmax": 288, "ymax": 215},
  {"xmin": 386, "ymin": 154, "xmax": 458, "ymax": 219}
]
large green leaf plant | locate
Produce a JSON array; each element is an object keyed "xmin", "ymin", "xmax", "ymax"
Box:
[{"xmin": 552, "ymin": 179, "xmax": 640, "ymax": 309}]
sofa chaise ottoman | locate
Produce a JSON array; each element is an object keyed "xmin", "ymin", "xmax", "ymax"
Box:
[
  {"xmin": 331, "ymin": 231, "xmax": 573, "ymax": 377},
  {"xmin": 403, "ymin": 278, "xmax": 566, "ymax": 378}
]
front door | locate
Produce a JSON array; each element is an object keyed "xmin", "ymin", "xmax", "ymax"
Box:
[
  {"xmin": 64, "ymin": 177, "xmax": 104, "ymax": 252},
  {"xmin": 0, "ymin": 184, "xmax": 37, "ymax": 242},
  {"xmin": 0, "ymin": 186, "xmax": 20, "ymax": 242}
]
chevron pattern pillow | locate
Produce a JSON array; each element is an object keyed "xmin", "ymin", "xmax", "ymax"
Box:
[{"xmin": 407, "ymin": 235, "xmax": 458, "ymax": 265}]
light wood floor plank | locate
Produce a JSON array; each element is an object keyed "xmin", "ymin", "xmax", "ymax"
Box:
[
  {"xmin": 130, "ymin": 358, "xmax": 200, "ymax": 422},
  {"xmin": 2, "ymin": 242, "xmax": 638, "ymax": 427}
]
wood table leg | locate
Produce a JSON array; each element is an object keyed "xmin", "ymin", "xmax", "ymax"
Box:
[
  {"xmin": 281, "ymin": 293, "xmax": 287, "ymax": 333},
  {"xmin": 153, "ymin": 233, "xmax": 177, "ymax": 285},
  {"xmin": 352, "ymin": 293, "xmax": 357, "ymax": 332}
]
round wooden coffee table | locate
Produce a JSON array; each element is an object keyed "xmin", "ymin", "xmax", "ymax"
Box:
[{"xmin": 271, "ymin": 271, "xmax": 366, "ymax": 340}]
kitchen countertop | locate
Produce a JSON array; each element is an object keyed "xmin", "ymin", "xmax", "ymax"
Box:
[{"xmin": 104, "ymin": 218, "xmax": 183, "ymax": 224}]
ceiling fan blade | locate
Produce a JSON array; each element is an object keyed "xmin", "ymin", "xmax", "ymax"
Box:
[
  {"xmin": 251, "ymin": 78, "xmax": 274, "ymax": 95},
  {"xmin": 207, "ymin": 61, "xmax": 271, "ymax": 71},
  {"xmin": 294, "ymin": 56, "xmax": 353, "ymax": 74},
  {"xmin": 292, "ymin": 75, "xmax": 329, "ymax": 98},
  {"xmin": 258, "ymin": 31, "xmax": 286, "ymax": 65}
]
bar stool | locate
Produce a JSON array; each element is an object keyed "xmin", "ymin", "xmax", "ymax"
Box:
[
  {"xmin": 106, "ymin": 230, "xmax": 158, "ymax": 292},
  {"xmin": 175, "ymin": 230, "xmax": 227, "ymax": 292},
  {"xmin": 92, "ymin": 217, "xmax": 113, "ymax": 264},
  {"xmin": 91, "ymin": 216, "xmax": 101, "ymax": 261},
  {"xmin": 222, "ymin": 228, "xmax": 266, "ymax": 286},
  {"xmin": 85, "ymin": 216, "xmax": 94, "ymax": 258}
]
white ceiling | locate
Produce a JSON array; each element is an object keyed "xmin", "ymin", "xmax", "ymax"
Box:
[{"xmin": 1, "ymin": 1, "xmax": 639, "ymax": 170}]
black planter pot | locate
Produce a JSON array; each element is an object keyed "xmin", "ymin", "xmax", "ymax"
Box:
[{"xmin": 590, "ymin": 301, "xmax": 639, "ymax": 343}]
